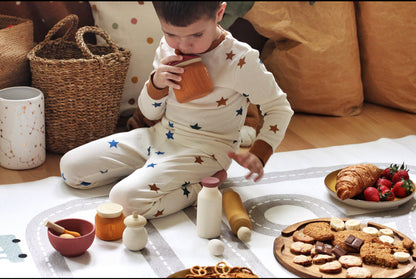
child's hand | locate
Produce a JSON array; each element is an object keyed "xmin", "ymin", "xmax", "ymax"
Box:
[
  {"xmin": 152, "ymin": 55, "xmax": 185, "ymax": 90},
  {"xmin": 227, "ymin": 151, "xmax": 264, "ymax": 182}
]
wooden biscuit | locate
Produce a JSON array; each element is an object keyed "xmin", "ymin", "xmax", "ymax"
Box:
[
  {"xmin": 318, "ymin": 261, "xmax": 342, "ymax": 274},
  {"xmin": 303, "ymin": 222, "xmax": 334, "ymax": 242},
  {"xmin": 293, "ymin": 230, "xmax": 315, "ymax": 244}
]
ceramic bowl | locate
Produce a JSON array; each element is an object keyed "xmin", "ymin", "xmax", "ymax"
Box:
[{"xmin": 47, "ymin": 218, "xmax": 95, "ymax": 257}]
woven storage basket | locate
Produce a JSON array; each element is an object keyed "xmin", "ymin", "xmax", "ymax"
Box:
[
  {"xmin": 27, "ymin": 14, "xmax": 131, "ymax": 154},
  {"xmin": 0, "ymin": 14, "xmax": 33, "ymax": 89}
]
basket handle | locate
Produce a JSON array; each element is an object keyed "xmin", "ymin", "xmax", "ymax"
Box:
[
  {"xmin": 75, "ymin": 26, "xmax": 120, "ymax": 59},
  {"xmin": 42, "ymin": 14, "xmax": 79, "ymax": 44}
]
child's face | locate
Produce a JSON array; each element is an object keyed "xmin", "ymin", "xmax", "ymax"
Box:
[
  {"xmin": 159, "ymin": 3, "xmax": 226, "ymax": 55},
  {"xmin": 160, "ymin": 17, "xmax": 219, "ymax": 55}
]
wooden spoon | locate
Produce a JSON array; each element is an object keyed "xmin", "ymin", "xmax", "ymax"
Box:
[{"xmin": 44, "ymin": 220, "xmax": 81, "ymax": 237}]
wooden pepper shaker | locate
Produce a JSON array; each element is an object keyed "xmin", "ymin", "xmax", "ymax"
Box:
[
  {"xmin": 122, "ymin": 211, "xmax": 148, "ymax": 251},
  {"xmin": 222, "ymin": 188, "xmax": 252, "ymax": 242}
]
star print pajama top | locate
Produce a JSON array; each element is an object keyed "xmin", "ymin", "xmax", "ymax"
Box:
[{"xmin": 60, "ymin": 29, "xmax": 293, "ymax": 219}]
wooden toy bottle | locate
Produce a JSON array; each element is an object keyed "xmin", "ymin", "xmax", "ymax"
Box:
[
  {"xmin": 122, "ymin": 211, "xmax": 148, "ymax": 251},
  {"xmin": 196, "ymin": 176, "xmax": 222, "ymax": 239},
  {"xmin": 222, "ymin": 188, "xmax": 252, "ymax": 242},
  {"xmin": 95, "ymin": 202, "xmax": 125, "ymax": 241}
]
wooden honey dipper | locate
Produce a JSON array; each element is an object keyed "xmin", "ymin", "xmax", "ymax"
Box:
[{"xmin": 44, "ymin": 220, "xmax": 81, "ymax": 237}]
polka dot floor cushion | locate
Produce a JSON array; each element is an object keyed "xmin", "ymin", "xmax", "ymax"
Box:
[{"xmin": 90, "ymin": 1, "xmax": 163, "ymax": 117}]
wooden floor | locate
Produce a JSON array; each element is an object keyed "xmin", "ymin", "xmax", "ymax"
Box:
[{"xmin": 1, "ymin": 102, "xmax": 416, "ymax": 185}]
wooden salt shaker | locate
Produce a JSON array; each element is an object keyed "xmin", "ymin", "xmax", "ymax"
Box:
[{"xmin": 122, "ymin": 211, "xmax": 148, "ymax": 251}]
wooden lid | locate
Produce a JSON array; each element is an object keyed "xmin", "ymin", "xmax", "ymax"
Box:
[
  {"xmin": 168, "ymin": 54, "xmax": 202, "ymax": 67},
  {"xmin": 124, "ymin": 211, "xmax": 147, "ymax": 228},
  {"xmin": 96, "ymin": 203, "xmax": 123, "ymax": 218}
]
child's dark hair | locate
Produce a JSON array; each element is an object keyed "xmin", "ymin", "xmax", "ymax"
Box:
[{"xmin": 152, "ymin": 1, "xmax": 222, "ymax": 27}]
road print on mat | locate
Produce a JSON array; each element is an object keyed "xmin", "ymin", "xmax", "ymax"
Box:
[{"xmin": 24, "ymin": 164, "xmax": 416, "ymax": 277}]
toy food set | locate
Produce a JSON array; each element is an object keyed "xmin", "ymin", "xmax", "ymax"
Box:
[
  {"xmin": 325, "ymin": 162, "xmax": 415, "ymax": 209},
  {"xmin": 274, "ymin": 217, "xmax": 416, "ymax": 278}
]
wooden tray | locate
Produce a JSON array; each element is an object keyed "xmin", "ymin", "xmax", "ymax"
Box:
[{"xmin": 274, "ymin": 218, "xmax": 416, "ymax": 278}]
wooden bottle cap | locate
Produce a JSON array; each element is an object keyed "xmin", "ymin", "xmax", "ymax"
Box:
[
  {"xmin": 201, "ymin": 177, "xmax": 220, "ymax": 188},
  {"xmin": 96, "ymin": 203, "xmax": 123, "ymax": 218}
]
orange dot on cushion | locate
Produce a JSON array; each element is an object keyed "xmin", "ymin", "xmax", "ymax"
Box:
[
  {"xmin": 147, "ymin": 37, "xmax": 154, "ymax": 44},
  {"xmin": 131, "ymin": 76, "xmax": 138, "ymax": 83},
  {"xmin": 131, "ymin": 18, "xmax": 138, "ymax": 24}
]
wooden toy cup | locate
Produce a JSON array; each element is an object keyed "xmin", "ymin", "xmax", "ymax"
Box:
[{"xmin": 169, "ymin": 54, "xmax": 214, "ymax": 103}]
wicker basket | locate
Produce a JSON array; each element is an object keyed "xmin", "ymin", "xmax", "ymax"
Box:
[
  {"xmin": 27, "ymin": 14, "xmax": 131, "ymax": 154},
  {"xmin": 0, "ymin": 14, "xmax": 33, "ymax": 89}
]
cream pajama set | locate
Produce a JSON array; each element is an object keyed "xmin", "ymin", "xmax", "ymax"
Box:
[{"xmin": 60, "ymin": 30, "xmax": 294, "ymax": 219}]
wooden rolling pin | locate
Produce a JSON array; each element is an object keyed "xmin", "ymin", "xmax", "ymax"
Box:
[{"xmin": 222, "ymin": 188, "xmax": 252, "ymax": 242}]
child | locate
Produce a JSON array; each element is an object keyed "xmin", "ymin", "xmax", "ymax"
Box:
[{"xmin": 60, "ymin": 1, "xmax": 293, "ymax": 219}]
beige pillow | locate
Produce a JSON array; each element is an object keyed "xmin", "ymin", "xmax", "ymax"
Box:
[
  {"xmin": 356, "ymin": 2, "xmax": 416, "ymax": 113},
  {"xmin": 90, "ymin": 1, "xmax": 163, "ymax": 117},
  {"xmin": 244, "ymin": 1, "xmax": 363, "ymax": 116}
]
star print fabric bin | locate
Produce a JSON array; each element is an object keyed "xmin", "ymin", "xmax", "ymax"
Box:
[{"xmin": 27, "ymin": 14, "xmax": 131, "ymax": 154}]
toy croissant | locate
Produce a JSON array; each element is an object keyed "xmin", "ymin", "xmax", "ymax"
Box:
[
  {"xmin": 168, "ymin": 50, "xmax": 214, "ymax": 103},
  {"xmin": 335, "ymin": 163, "xmax": 383, "ymax": 200}
]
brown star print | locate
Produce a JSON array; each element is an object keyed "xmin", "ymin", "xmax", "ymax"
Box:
[
  {"xmin": 210, "ymin": 154, "xmax": 217, "ymax": 161},
  {"xmin": 269, "ymin": 124, "xmax": 279, "ymax": 133},
  {"xmin": 237, "ymin": 57, "xmax": 246, "ymax": 69},
  {"xmin": 216, "ymin": 97, "xmax": 228, "ymax": 107},
  {"xmin": 154, "ymin": 209, "xmax": 164, "ymax": 217},
  {"xmin": 226, "ymin": 50, "xmax": 235, "ymax": 60},
  {"xmin": 195, "ymin": 156, "xmax": 204, "ymax": 164},
  {"xmin": 149, "ymin": 183, "xmax": 160, "ymax": 192}
]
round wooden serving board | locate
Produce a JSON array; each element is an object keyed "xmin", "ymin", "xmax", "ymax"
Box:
[{"xmin": 274, "ymin": 218, "xmax": 416, "ymax": 278}]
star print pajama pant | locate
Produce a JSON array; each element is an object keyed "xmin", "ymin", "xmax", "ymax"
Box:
[{"xmin": 60, "ymin": 124, "xmax": 225, "ymax": 219}]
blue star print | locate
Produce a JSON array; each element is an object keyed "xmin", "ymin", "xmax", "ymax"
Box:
[
  {"xmin": 61, "ymin": 173, "xmax": 66, "ymax": 180},
  {"xmin": 236, "ymin": 107, "xmax": 243, "ymax": 116},
  {"xmin": 190, "ymin": 123, "xmax": 201, "ymax": 130},
  {"xmin": 109, "ymin": 139, "xmax": 119, "ymax": 148},
  {"xmin": 80, "ymin": 181, "xmax": 91, "ymax": 186},
  {"xmin": 156, "ymin": 151, "xmax": 164, "ymax": 155},
  {"xmin": 147, "ymin": 163, "xmax": 157, "ymax": 168},
  {"xmin": 147, "ymin": 146, "xmax": 151, "ymax": 156},
  {"xmin": 168, "ymin": 121, "xmax": 174, "ymax": 128},
  {"xmin": 182, "ymin": 187, "xmax": 190, "ymax": 197},
  {"xmin": 242, "ymin": 93, "xmax": 249, "ymax": 97},
  {"xmin": 152, "ymin": 102, "xmax": 162, "ymax": 107},
  {"xmin": 166, "ymin": 131, "xmax": 174, "ymax": 140},
  {"xmin": 100, "ymin": 169, "xmax": 108, "ymax": 174}
]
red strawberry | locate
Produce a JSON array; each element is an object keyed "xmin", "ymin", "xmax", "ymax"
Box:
[
  {"xmin": 380, "ymin": 163, "xmax": 401, "ymax": 180},
  {"xmin": 378, "ymin": 185, "xmax": 390, "ymax": 193},
  {"xmin": 392, "ymin": 179, "xmax": 414, "ymax": 198},
  {"xmin": 381, "ymin": 189, "xmax": 395, "ymax": 201},
  {"xmin": 392, "ymin": 169, "xmax": 409, "ymax": 184},
  {"xmin": 363, "ymin": 187, "xmax": 380, "ymax": 202},
  {"xmin": 376, "ymin": 178, "xmax": 392, "ymax": 189}
]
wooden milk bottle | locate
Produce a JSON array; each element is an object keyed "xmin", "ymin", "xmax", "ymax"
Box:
[{"xmin": 196, "ymin": 176, "xmax": 222, "ymax": 239}]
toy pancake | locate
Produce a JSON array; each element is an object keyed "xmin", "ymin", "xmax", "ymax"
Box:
[{"xmin": 168, "ymin": 53, "xmax": 214, "ymax": 103}]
